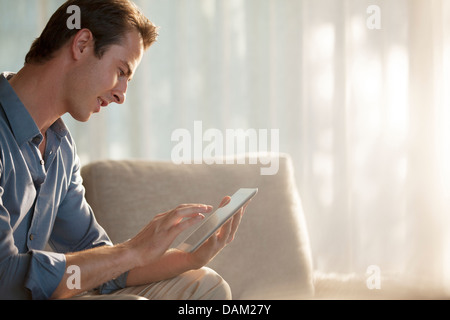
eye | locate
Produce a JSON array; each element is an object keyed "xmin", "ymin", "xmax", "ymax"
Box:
[{"xmin": 118, "ymin": 68, "xmax": 126, "ymax": 77}]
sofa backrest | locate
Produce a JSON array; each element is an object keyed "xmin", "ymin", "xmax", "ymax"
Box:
[{"xmin": 81, "ymin": 153, "xmax": 314, "ymax": 299}]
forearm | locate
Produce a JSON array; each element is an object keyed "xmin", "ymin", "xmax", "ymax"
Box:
[
  {"xmin": 51, "ymin": 243, "xmax": 136, "ymax": 299},
  {"xmin": 50, "ymin": 203, "xmax": 214, "ymax": 299},
  {"xmin": 126, "ymin": 249, "xmax": 195, "ymax": 286}
]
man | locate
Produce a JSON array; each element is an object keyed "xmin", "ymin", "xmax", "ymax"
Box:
[{"xmin": 0, "ymin": 0, "xmax": 245, "ymax": 300}]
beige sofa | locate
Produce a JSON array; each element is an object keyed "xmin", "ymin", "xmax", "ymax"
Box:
[{"xmin": 80, "ymin": 153, "xmax": 448, "ymax": 300}]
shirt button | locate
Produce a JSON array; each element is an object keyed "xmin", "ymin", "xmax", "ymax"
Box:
[
  {"xmin": 32, "ymin": 136, "xmax": 41, "ymax": 145},
  {"xmin": 29, "ymin": 234, "xmax": 34, "ymax": 241},
  {"xmin": 40, "ymin": 160, "xmax": 45, "ymax": 166}
]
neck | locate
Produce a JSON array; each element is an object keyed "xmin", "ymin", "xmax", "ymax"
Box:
[{"xmin": 8, "ymin": 60, "xmax": 67, "ymax": 134}]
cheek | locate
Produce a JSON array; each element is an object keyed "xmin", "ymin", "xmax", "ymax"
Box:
[
  {"xmin": 96, "ymin": 71, "xmax": 118, "ymax": 92},
  {"xmin": 71, "ymin": 58, "xmax": 118, "ymax": 97},
  {"xmin": 70, "ymin": 67, "xmax": 98, "ymax": 96},
  {"xmin": 82, "ymin": 76, "xmax": 113, "ymax": 100},
  {"xmin": 84, "ymin": 59, "xmax": 116, "ymax": 88}
]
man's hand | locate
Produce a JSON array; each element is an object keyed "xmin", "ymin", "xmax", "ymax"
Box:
[
  {"xmin": 126, "ymin": 204, "xmax": 213, "ymax": 267},
  {"xmin": 125, "ymin": 196, "xmax": 249, "ymax": 287},
  {"xmin": 184, "ymin": 196, "xmax": 249, "ymax": 269}
]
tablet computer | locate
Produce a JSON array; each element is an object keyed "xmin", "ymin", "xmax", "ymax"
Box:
[{"xmin": 176, "ymin": 188, "xmax": 258, "ymax": 253}]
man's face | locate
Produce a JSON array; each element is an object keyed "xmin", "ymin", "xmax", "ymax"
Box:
[{"xmin": 66, "ymin": 30, "xmax": 144, "ymax": 122}]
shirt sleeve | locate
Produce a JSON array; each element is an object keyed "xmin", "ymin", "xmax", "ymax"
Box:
[
  {"xmin": 24, "ymin": 250, "xmax": 66, "ymax": 300},
  {"xmin": 48, "ymin": 151, "xmax": 129, "ymax": 294},
  {"xmin": 0, "ymin": 185, "xmax": 66, "ymax": 300}
]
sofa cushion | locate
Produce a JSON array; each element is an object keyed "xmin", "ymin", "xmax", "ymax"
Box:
[{"xmin": 80, "ymin": 154, "xmax": 314, "ymax": 299}]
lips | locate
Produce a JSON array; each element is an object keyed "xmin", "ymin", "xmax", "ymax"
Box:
[{"xmin": 97, "ymin": 97, "xmax": 109, "ymax": 107}]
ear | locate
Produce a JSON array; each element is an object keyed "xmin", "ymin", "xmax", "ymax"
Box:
[{"xmin": 70, "ymin": 29, "xmax": 95, "ymax": 61}]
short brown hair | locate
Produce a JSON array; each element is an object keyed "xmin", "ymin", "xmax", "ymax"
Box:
[{"xmin": 25, "ymin": 0, "xmax": 158, "ymax": 64}]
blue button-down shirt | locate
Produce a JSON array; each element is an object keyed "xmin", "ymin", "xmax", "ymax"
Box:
[{"xmin": 0, "ymin": 73, "xmax": 127, "ymax": 299}]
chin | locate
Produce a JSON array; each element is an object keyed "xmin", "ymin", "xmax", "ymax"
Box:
[
  {"xmin": 69, "ymin": 111, "xmax": 94, "ymax": 123},
  {"xmin": 78, "ymin": 117, "xmax": 92, "ymax": 123}
]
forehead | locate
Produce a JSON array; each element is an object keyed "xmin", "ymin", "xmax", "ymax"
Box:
[{"xmin": 105, "ymin": 30, "xmax": 144, "ymax": 71}]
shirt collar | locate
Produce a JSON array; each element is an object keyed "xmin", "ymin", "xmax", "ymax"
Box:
[
  {"xmin": 0, "ymin": 72, "xmax": 69, "ymax": 145},
  {"xmin": 50, "ymin": 118, "xmax": 69, "ymax": 140}
]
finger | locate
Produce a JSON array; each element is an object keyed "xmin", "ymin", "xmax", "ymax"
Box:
[
  {"xmin": 241, "ymin": 200, "xmax": 250, "ymax": 213},
  {"xmin": 167, "ymin": 204, "xmax": 212, "ymax": 225},
  {"xmin": 227, "ymin": 201, "xmax": 250, "ymax": 242},
  {"xmin": 216, "ymin": 217, "xmax": 233, "ymax": 243},
  {"xmin": 170, "ymin": 213, "xmax": 205, "ymax": 234},
  {"xmin": 227, "ymin": 209, "xmax": 244, "ymax": 244},
  {"xmin": 154, "ymin": 203, "xmax": 210, "ymax": 220},
  {"xmin": 174, "ymin": 203, "xmax": 211, "ymax": 209},
  {"xmin": 216, "ymin": 197, "xmax": 248, "ymax": 243},
  {"xmin": 218, "ymin": 196, "xmax": 231, "ymax": 208}
]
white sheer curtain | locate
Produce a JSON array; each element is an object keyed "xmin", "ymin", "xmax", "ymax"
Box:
[{"xmin": 1, "ymin": 0, "xmax": 450, "ymax": 290}]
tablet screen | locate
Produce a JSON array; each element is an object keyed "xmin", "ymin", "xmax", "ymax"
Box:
[{"xmin": 177, "ymin": 188, "xmax": 258, "ymax": 252}]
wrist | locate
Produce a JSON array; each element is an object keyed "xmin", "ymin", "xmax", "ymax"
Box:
[{"xmin": 119, "ymin": 239, "xmax": 143, "ymax": 269}]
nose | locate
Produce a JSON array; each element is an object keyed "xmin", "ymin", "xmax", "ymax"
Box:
[{"xmin": 112, "ymin": 79, "xmax": 128, "ymax": 104}]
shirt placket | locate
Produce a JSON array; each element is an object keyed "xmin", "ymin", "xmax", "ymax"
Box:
[{"xmin": 26, "ymin": 135, "xmax": 47, "ymax": 250}]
